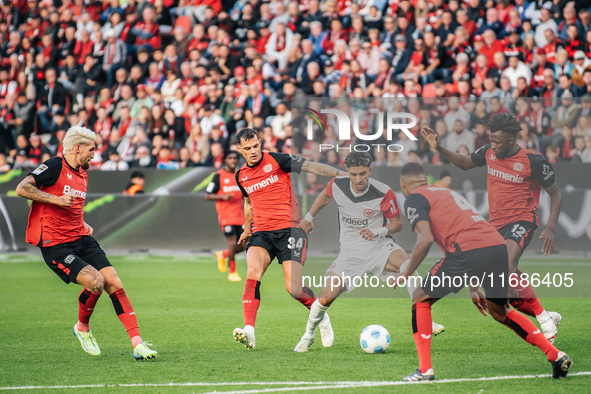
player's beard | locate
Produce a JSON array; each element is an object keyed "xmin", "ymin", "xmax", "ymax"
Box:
[{"xmin": 81, "ymin": 161, "xmax": 90, "ymax": 170}]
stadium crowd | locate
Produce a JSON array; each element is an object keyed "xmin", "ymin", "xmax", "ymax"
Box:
[{"xmin": 1, "ymin": 0, "xmax": 591, "ymax": 173}]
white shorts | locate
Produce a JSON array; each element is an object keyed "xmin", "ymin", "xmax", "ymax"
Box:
[{"xmin": 326, "ymin": 239, "xmax": 404, "ymax": 292}]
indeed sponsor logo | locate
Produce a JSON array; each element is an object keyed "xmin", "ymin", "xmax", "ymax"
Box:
[
  {"xmin": 244, "ymin": 175, "xmax": 279, "ymax": 194},
  {"xmin": 342, "ymin": 216, "xmax": 369, "ymax": 227},
  {"xmin": 63, "ymin": 185, "xmax": 86, "ymax": 199},
  {"xmin": 487, "ymin": 167, "xmax": 523, "ymax": 183}
]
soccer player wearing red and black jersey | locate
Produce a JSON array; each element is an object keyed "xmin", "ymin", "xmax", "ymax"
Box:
[
  {"xmin": 206, "ymin": 151, "xmax": 246, "ymax": 282},
  {"xmin": 422, "ymin": 113, "xmax": 563, "ymax": 343},
  {"xmin": 398, "ymin": 163, "xmax": 572, "ymax": 381},
  {"xmin": 15, "ymin": 126, "xmax": 157, "ymax": 361},
  {"xmin": 232, "ymin": 128, "xmax": 345, "ymax": 349}
]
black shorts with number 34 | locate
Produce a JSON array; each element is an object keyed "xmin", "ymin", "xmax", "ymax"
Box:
[
  {"xmin": 247, "ymin": 227, "xmax": 308, "ymax": 265},
  {"xmin": 498, "ymin": 220, "xmax": 537, "ymax": 251}
]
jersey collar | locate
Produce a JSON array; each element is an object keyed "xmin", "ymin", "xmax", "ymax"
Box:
[
  {"xmin": 246, "ymin": 152, "xmax": 265, "ymax": 168},
  {"xmin": 63, "ymin": 156, "xmax": 80, "ymax": 172}
]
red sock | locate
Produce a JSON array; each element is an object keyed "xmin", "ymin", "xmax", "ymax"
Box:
[
  {"xmin": 243, "ymin": 279, "xmax": 261, "ymax": 327},
  {"xmin": 412, "ymin": 303, "xmax": 433, "ymax": 373},
  {"xmin": 109, "ymin": 289, "xmax": 141, "ymax": 345},
  {"xmin": 222, "ymin": 249, "xmax": 228, "ymax": 258},
  {"xmin": 511, "ymin": 280, "xmax": 544, "ymax": 316},
  {"xmin": 504, "ymin": 309, "xmax": 559, "ymax": 362},
  {"xmin": 294, "ymin": 286, "xmax": 316, "ymax": 309},
  {"xmin": 77, "ymin": 290, "xmax": 101, "ymax": 331},
  {"xmin": 229, "ymin": 260, "xmax": 236, "ymax": 273}
]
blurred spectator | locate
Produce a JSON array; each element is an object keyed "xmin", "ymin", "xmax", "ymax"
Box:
[{"xmin": 123, "ymin": 170, "xmax": 145, "ymax": 195}]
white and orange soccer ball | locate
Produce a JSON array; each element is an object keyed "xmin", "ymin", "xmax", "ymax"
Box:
[{"xmin": 359, "ymin": 324, "xmax": 391, "ymax": 354}]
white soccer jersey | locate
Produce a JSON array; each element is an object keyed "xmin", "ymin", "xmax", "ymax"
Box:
[{"xmin": 325, "ymin": 176, "xmax": 400, "ymax": 251}]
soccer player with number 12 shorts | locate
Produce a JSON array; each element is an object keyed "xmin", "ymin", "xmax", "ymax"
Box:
[
  {"xmin": 398, "ymin": 163, "xmax": 572, "ymax": 381},
  {"xmin": 206, "ymin": 151, "xmax": 246, "ymax": 281},
  {"xmin": 422, "ymin": 112, "xmax": 562, "ymax": 342},
  {"xmin": 232, "ymin": 128, "xmax": 344, "ymax": 349},
  {"xmin": 16, "ymin": 126, "xmax": 157, "ymax": 360},
  {"xmin": 293, "ymin": 152, "xmax": 444, "ymax": 353}
]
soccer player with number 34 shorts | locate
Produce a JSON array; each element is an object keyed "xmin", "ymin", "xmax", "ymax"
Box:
[
  {"xmin": 15, "ymin": 126, "xmax": 157, "ymax": 360},
  {"xmin": 232, "ymin": 128, "xmax": 344, "ymax": 350},
  {"xmin": 294, "ymin": 152, "xmax": 444, "ymax": 353},
  {"xmin": 422, "ymin": 112, "xmax": 562, "ymax": 343},
  {"xmin": 398, "ymin": 163, "xmax": 572, "ymax": 382}
]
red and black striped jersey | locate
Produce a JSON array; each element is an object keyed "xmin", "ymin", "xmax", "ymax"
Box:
[
  {"xmin": 236, "ymin": 152, "xmax": 304, "ymax": 233},
  {"xmin": 470, "ymin": 144, "xmax": 556, "ymax": 229},
  {"xmin": 26, "ymin": 157, "xmax": 90, "ymax": 247}
]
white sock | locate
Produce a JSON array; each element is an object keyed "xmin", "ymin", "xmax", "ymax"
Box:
[
  {"xmin": 305, "ymin": 299, "xmax": 328, "ymax": 337},
  {"xmin": 400, "ymin": 259, "xmax": 421, "ymax": 299}
]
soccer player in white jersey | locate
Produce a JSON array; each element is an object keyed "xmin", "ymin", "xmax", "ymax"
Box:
[{"xmin": 294, "ymin": 152, "xmax": 444, "ymax": 352}]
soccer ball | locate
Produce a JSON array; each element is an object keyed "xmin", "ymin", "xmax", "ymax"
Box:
[{"xmin": 359, "ymin": 324, "xmax": 390, "ymax": 354}]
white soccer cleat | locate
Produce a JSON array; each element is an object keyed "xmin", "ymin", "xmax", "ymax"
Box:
[
  {"xmin": 538, "ymin": 313, "xmax": 558, "ymax": 343},
  {"xmin": 233, "ymin": 326, "xmax": 255, "ymax": 349},
  {"xmin": 319, "ymin": 314, "xmax": 334, "ymax": 347},
  {"xmin": 549, "ymin": 311, "xmax": 562, "ymax": 328},
  {"xmin": 432, "ymin": 322, "xmax": 445, "ymax": 336},
  {"xmin": 294, "ymin": 336, "xmax": 314, "ymax": 352},
  {"xmin": 73, "ymin": 324, "xmax": 100, "ymax": 356}
]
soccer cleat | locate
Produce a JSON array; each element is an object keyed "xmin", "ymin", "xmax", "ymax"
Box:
[
  {"xmin": 551, "ymin": 351, "xmax": 573, "ymax": 379},
  {"xmin": 294, "ymin": 336, "xmax": 314, "ymax": 352},
  {"xmin": 228, "ymin": 272, "xmax": 242, "ymax": 281},
  {"xmin": 403, "ymin": 368, "xmax": 435, "ymax": 382},
  {"xmin": 432, "ymin": 322, "xmax": 445, "ymax": 336},
  {"xmin": 538, "ymin": 313, "xmax": 558, "ymax": 343},
  {"xmin": 549, "ymin": 311, "xmax": 562, "ymax": 328},
  {"xmin": 133, "ymin": 342, "xmax": 157, "ymax": 360},
  {"xmin": 233, "ymin": 326, "xmax": 255, "ymax": 349},
  {"xmin": 318, "ymin": 314, "xmax": 334, "ymax": 347},
  {"xmin": 73, "ymin": 324, "xmax": 100, "ymax": 356},
  {"xmin": 215, "ymin": 251, "xmax": 227, "ymax": 273}
]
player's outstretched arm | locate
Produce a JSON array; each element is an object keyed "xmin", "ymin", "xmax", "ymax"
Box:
[
  {"xmin": 539, "ymin": 183, "xmax": 562, "ymax": 255},
  {"xmin": 300, "ymin": 189, "xmax": 332, "ymax": 235},
  {"xmin": 301, "ymin": 160, "xmax": 347, "ymax": 178},
  {"xmin": 421, "ymin": 126, "xmax": 477, "ymax": 170},
  {"xmin": 16, "ymin": 175, "xmax": 75, "ymax": 207},
  {"xmin": 238, "ymin": 197, "xmax": 253, "ymax": 245},
  {"xmin": 401, "ymin": 220, "xmax": 434, "ymax": 279}
]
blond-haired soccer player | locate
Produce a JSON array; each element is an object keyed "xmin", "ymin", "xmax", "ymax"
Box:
[{"xmin": 16, "ymin": 126, "xmax": 157, "ymax": 360}]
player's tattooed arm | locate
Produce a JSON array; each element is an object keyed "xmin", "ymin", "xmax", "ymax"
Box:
[
  {"xmin": 238, "ymin": 197, "xmax": 253, "ymax": 245},
  {"xmin": 539, "ymin": 183, "xmax": 562, "ymax": 255},
  {"xmin": 16, "ymin": 176, "xmax": 75, "ymax": 207},
  {"xmin": 300, "ymin": 189, "xmax": 332, "ymax": 234},
  {"xmin": 421, "ymin": 126, "xmax": 477, "ymax": 170},
  {"xmin": 301, "ymin": 161, "xmax": 347, "ymax": 178}
]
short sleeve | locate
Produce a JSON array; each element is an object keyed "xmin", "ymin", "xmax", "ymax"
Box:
[
  {"xmin": 30, "ymin": 157, "xmax": 62, "ymax": 187},
  {"xmin": 325, "ymin": 178, "xmax": 335, "ymax": 198},
  {"xmin": 380, "ymin": 189, "xmax": 400, "ymax": 218},
  {"xmin": 528, "ymin": 153, "xmax": 556, "ymax": 188},
  {"xmin": 470, "ymin": 143, "xmax": 490, "ymax": 167},
  {"xmin": 403, "ymin": 193, "xmax": 431, "ymax": 231},
  {"xmin": 206, "ymin": 173, "xmax": 220, "ymax": 194},
  {"xmin": 235, "ymin": 170, "xmax": 249, "ymax": 197},
  {"xmin": 269, "ymin": 152, "xmax": 305, "ymax": 173}
]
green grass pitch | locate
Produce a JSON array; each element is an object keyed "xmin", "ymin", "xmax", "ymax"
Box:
[{"xmin": 0, "ymin": 255, "xmax": 589, "ymax": 393}]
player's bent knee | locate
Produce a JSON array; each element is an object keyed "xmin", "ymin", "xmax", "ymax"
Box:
[{"xmin": 89, "ymin": 274, "xmax": 105, "ymax": 294}]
